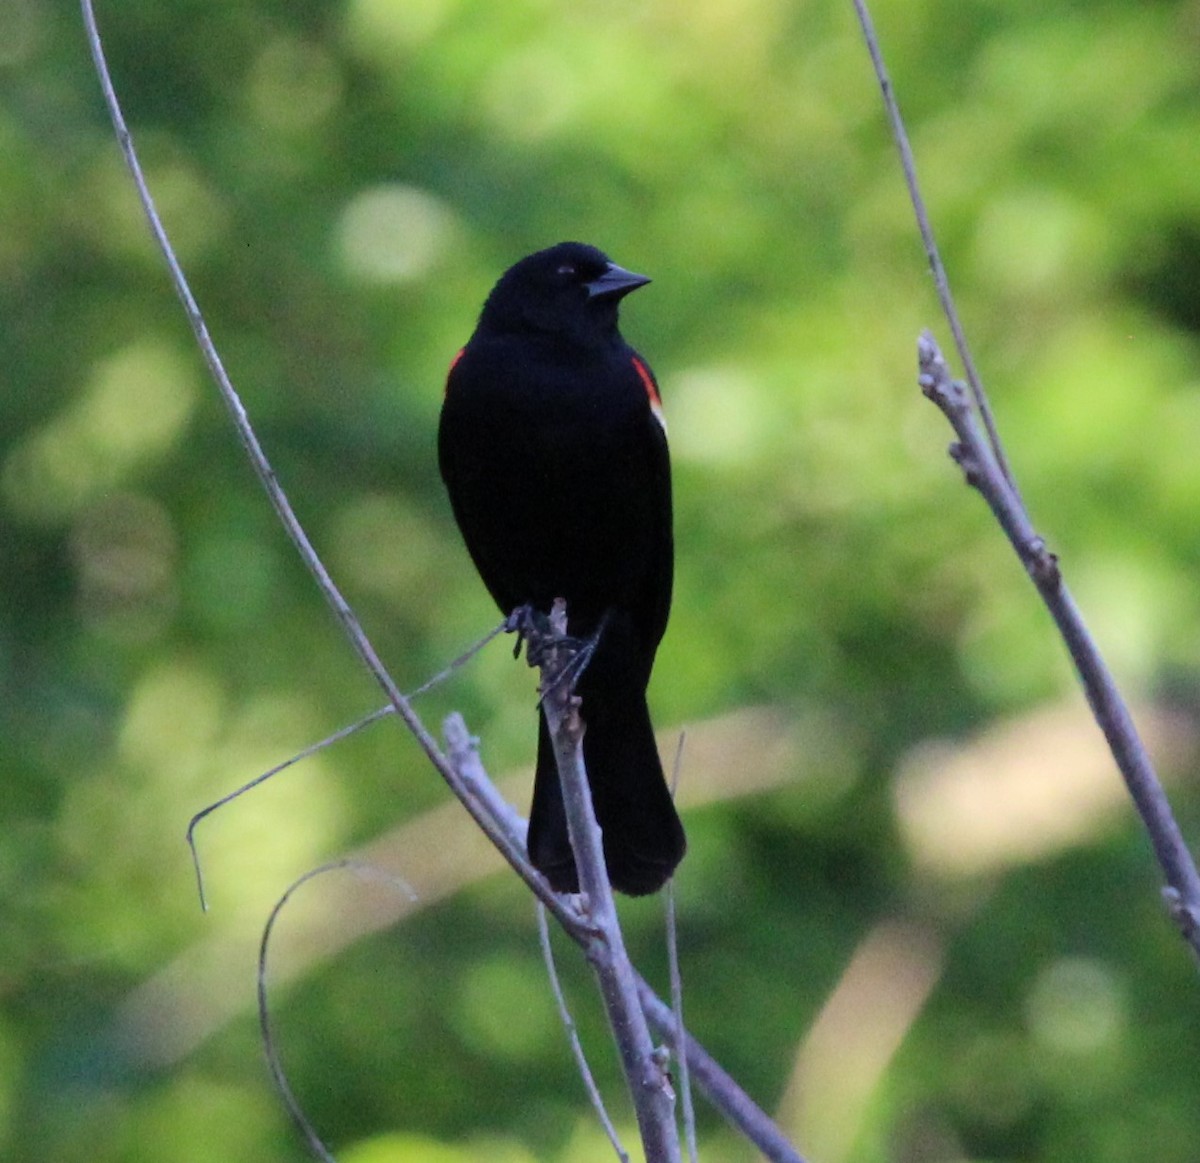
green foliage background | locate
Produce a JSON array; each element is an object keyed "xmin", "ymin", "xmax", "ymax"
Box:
[{"xmin": 5, "ymin": 0, "xmax": 1200, "ymax": 1159}]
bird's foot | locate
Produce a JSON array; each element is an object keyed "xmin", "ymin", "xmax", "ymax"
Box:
[
  {"xmin": 507, "ymin": 604, "xmax": 608, "ymax": 697},
  {"xmin": 506, "ymin": 604, "xmax": 541, "ymax": 660},
  {"xmin": 508, "ymin": 605, "xmax": 573, "ymax": 663}
]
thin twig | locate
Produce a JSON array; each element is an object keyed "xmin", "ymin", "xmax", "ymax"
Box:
[
  {"xmin": 187, "ymin": 707, "xmax": 392, "ymax": 912},
  {"xmin": 918, "ymin": 333, "xmax": 1200, "ymax": 959},
  {"xmin": 537, "ymin": 903, "xmax": 630, "ymax": 1162},
  {"xmin": 665, "ymin": 885, "xmax": 696, "ymax": 1163},
  {"xmin": 259, "ymin": 861, "xmax": 352, "ymax": 1163},
  {"xmin": 187, "ymin": 618, "xmax": 509, "ymax": 911},
  {"xmin": 665, "ymin": 735, "xmax": 697, "ymax": 1163},
  {"xmin": 258, "ymin": 861, "xmax": 418, "ymax": 1161},
  {"xmin": 849, "ymin": 0, "xmax": 1016, "ymax": 495}
]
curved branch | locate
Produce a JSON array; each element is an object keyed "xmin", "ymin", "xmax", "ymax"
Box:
[{"xmin": 79, "ymin": 0, "xmax": 579, "ymax": 934}]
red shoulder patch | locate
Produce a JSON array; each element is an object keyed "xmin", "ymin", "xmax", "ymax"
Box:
[
  {"xmin": 630, "ymin": 355, "xmax": 661, "ymax": 407},
  {"xmin": 445, "ymin": 347, "xmax": 465, "ymax": 394},
  {"xmin": 631, "ymin": 355, "xmax": 666, "ymax": 433}
]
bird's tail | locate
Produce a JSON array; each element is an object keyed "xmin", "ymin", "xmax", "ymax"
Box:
[{"xmin": 527, "ymin": 671, "xmax": 686, "ymax": 896}]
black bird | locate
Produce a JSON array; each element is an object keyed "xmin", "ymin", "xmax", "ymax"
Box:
[{"xmin": 438, "ymin": 242, "xmax": 685, "ymax": 894}]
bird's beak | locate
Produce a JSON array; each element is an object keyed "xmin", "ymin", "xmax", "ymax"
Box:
[{"xmin": 586, "ymin": 262, "xmax": 651, "ymax": 300}]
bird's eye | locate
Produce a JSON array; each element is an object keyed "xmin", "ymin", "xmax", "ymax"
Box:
[{"xmin": 555, "ymin": 263, "xmax": 577, "ymax": 277}]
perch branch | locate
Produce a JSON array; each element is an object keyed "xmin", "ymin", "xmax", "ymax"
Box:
[
  {"xmin": 536, "ymin": 600, "xmax": 680, "ymax": 1162},
  {"xmin": 639, "ymin": 980, "xmax": 807, "ymax": 1163},
  {"xmin": 440, "ymin": 716, "xmax": 810, "ymax": 1163}
]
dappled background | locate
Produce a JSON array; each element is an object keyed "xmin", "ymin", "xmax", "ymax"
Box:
[{"xmin": 5, "ymin": 0, "xmax": 1200, "ymax": 1159}]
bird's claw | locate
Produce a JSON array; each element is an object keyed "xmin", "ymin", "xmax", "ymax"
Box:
[
  {"xmin": 508, "ymin": 604, "xmax": 593, "ymax": 670},
  {"xmin": 506, "ymin": 605, "xmax": 609, "ymax": 704}
]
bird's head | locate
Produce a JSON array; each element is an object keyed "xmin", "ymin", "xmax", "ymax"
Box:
[{"xmin": 478, "ymin": 241, "xmax": 650, "ymax": 347}]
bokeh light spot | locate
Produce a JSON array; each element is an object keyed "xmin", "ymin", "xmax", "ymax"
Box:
[
  {"xmin": 972, "ymin": 189, "xmax": 1108, "ymax": 296},
  {"xmin": 68, "ymin": 492, "xmax": 178, "ymax": 641},
  {"xmin": 669, "ymin": 366, "xmax": 773, "ymax": 466},
  {"xmin": 343, "ymin": 0, "xmax": 453, "ymax": 58},
  {"xmin": 1026, "ymin": 956, "xmax": 1125, "ymax": 1057},
  {"xmin": 337, "ymin": 184, "xmax": 458, "ymax": 284},
  {"xmin": 0, "ymin": 0, "xmax": 40, "ymax": 68},
  {"xmin": 247, "ymin": 36, "xmax": 343, "ymax": 132},
  {"xmin": 331, "ymin": 492, "xmax": 444, "ymax": 603},
  {"xmin": 3, "ymin": 338, "xmax": 198, "ymax": 522},
  {"xmin": 482, "ymin": 46, "xmax": 581, "ymax": 141},
  {"xmin": 454, "ymin": 956, "xmax": 554, "ymax": 1061}
]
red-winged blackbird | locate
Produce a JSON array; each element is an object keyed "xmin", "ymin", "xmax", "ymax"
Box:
[{"xmin": 438, "ymin": 242, "xmax": 685, "ymax": 895}]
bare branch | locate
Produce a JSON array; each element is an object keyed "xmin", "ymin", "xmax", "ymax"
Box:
[
  {"xmin": 666, "ymin": 736, "xmax": 698, "ymax": 1163},
  {"xmin": 187, "ymin": 619, "xmax": 509, "ymax": 911},
  {"xmin": 918, "ymin": 333, "xmax": 1200, "ymax": 958},
  {"xmin": 258, "ymin": 862, "xmax": 418, "ymax": 1160},
  {"xmin": 666, "ymin": 883, "xmax": 697, "ymax": 1163},
  {"xmin": 443, "ymin": 715, "xmax": 810, "ymax": 1161},
  {"xmin": 187, "ymin": 707, "xmax": 392, "ymax": 912},
  {"xmin": 260, "ymin": 863, "xmax": 361, "ymax": 1162}
]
